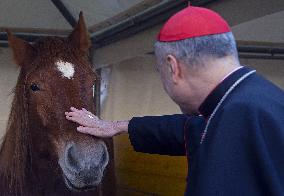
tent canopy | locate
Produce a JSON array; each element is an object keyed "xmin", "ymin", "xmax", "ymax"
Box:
[
  {"xmin": 1, "ymin": 0, "xmax": 284, "ymax": 58},
  {"xmin": 0, "ymin": 0, "xmax": 190, "ymax": 47}
]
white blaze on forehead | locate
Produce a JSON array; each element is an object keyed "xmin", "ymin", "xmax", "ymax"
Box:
[{"xmin": 56, "ymin": 60, "xmax": 75, "ymax": 79}]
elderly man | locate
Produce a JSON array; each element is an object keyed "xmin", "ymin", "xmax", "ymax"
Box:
[{"xmin": 65, "ymin": 6, "xmax": 284, "ymax": 196}]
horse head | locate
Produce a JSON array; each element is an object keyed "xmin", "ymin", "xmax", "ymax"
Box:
[{"xmin": 5, "ymin": 12, "xmax": 109, "ymax": 192}]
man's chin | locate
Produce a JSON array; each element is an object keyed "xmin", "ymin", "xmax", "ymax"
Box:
[{"xmin": 180, "ymin": 106, "xmax": 197, "ymax": 115}]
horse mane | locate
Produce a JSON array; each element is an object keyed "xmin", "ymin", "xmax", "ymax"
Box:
[{"xmin": 0, "ymin": 70, "xmax": 31, "ymax": 195}]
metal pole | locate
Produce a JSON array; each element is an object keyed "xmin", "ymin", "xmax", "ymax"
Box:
[{"xmin": 50, "ymin": 0, "xmax": 77, "ymax": 27}]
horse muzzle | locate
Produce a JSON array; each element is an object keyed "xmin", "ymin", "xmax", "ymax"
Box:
[{"xmin": 59, "ymin": 140, "xmax": 109, "ymax": 191}]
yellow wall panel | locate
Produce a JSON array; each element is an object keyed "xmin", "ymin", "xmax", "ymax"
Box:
[
  {"xmin": 117, "ymin": 169, "xmax": 186, "ymax": 196},
  {"xmin": 114, "ymin": 135, "xmax": 188, "ymax": 178}
]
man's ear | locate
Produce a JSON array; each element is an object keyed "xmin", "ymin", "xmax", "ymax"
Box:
[
  {"xmin": 166, "ymin": 54, "xmax": 182, "ymax": 84},
  {"xmin": 6, "ymin": 29, "xmax": 35, "ymax": 67},
  {"xmin": 68, "ymin": 12, "xmax": 91, "ymax": 53}
]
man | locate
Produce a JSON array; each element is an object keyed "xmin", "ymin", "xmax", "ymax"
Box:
[{"xmin": 65, "ymin": 6, "xmax": 284, "ymax": 196}]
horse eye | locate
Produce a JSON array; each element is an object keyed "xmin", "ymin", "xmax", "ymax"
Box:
[{"xmin": 30, "ymin": 83, "xmax": 40, "ymax": 91}]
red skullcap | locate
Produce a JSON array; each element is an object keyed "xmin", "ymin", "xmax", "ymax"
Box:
[{"xmin": 157, "ymin": 6, "xmax": 231, "ymax": 42}]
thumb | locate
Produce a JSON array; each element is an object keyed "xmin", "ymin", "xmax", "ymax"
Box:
[{"xmin": 77, "ymin": 126, "xmax": 108, "ymax": 138}]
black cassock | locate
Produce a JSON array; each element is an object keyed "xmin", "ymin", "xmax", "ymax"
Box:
[{"xmin": 128, "ymin": 67, "xmax": 284, "ymax": 196}]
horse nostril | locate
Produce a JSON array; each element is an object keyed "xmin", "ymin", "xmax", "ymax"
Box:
[
  {"xmin": 100, "ymin": 145, "xmax": 109, "ymax": 168},
  {"xmin": 64, "ymin": 142, "xmax": 109, "ymax": 174},
  {"xmin": 65, "ymin": 144, "xmax": 81, "ymax": 172}
]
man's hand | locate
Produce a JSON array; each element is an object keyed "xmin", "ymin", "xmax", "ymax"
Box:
[{"xmin": 65, "ymin": 107, "xmax": 128, "ymax": 138}]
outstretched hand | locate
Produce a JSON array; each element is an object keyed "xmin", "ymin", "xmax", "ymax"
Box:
[{"xmin": 65, "ymin": 107, "xmax": 125, "ymax": 138}]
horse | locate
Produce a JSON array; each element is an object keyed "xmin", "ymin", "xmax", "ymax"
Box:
[{"xmin": 0, "ymin": 13, "xmax": 115, "ymax": 196}]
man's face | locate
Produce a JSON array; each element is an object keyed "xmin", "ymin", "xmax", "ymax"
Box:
[
  {"xmin": 155, "ymin": 60, "xmax": 175, "ymax": 99},
  {"xmin": 155, "ymin": 56, "xmax": 198, "ymax": 115}
]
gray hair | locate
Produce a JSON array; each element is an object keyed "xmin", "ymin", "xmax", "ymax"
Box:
[{"xmin": 154, "ymin": 32, "xmax": 239, "ymax": 67}]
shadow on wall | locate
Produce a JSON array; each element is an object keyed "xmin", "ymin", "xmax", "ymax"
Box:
[{"xmin": 0, "ymin": 48, "xmax": 19, "ymax": 143}]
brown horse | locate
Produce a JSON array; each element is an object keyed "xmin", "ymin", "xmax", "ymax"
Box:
[{"xmin": 0, "ymin": 13, "xmax": 115, "ymax": 196}]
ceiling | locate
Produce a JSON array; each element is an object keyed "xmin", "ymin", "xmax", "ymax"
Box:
[
  {"xmin": 0, "ymin": 0, "xmax": 192, "ymax": 47},
  {"xmin": 0, "ymin": 0, "xmax": 145, "ymax": 31}
]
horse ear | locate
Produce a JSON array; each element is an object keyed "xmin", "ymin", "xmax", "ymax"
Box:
[
  {"xmin": 68, "ymin": 12, "xmax": 91, "ymax": 53},
  {"xmin": 6, "ymin": 30, "xmax": 35, "ymax": 67}
]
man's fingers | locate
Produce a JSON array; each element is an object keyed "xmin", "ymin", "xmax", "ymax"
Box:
[
  {"xmin": 66, "ymin": 115, "xmax": 80, "ymax": 123},
  {"xmin": 82, "ymin": 108, "xmax": 97, "ymax": 118},
  {"xmin": 77, "ymin": 126, "xmax": 108, "ymax": 138},
  {"xmin": 66, "ymin": 108, "xmax": 87, "ymax": 118},
  {"xmin": 70, "ymin": 107, "xmax": 79, "ymax": 112},
  {"xmin": 66, "ymin": 115, "xmax": 87, "ymax": 126},
  {"xmin": 82, "ymin": 108, "xmax": 92, "ymax": 116},
  {"xmin": 69, "ymin": 107, "xmax": 85, "ymax": 117},
  {"xmin": 65, "ymin": 111, "xmax": 80, "ymax": 117}
]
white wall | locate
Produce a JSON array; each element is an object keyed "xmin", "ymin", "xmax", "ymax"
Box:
[{"xmin": 240, "ymin": 58, "xmax": 284, "ymax": 89}]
